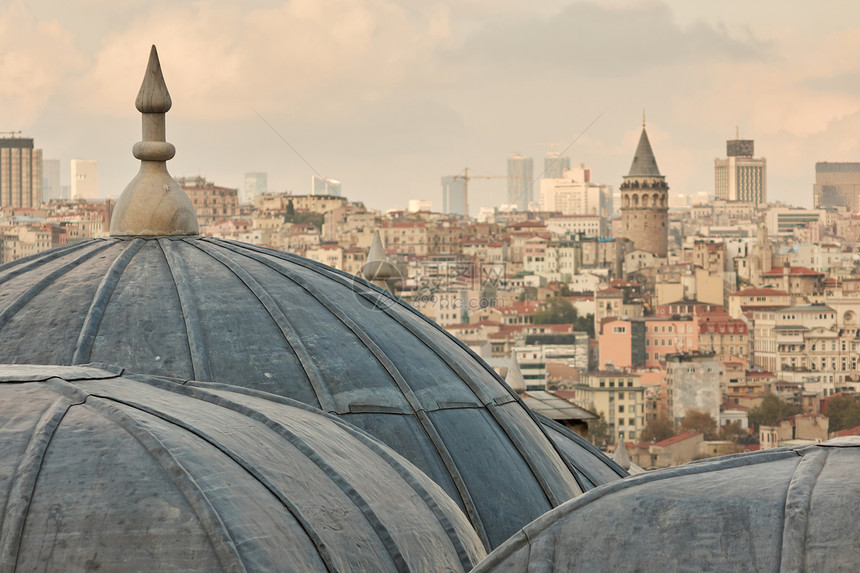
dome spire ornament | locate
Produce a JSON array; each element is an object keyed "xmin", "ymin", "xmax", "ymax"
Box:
[
  {"xmin": 362, "ymin": 230, "xmax": 398, "ymax": 293},
  {"xmin": 110, "ymin": 45, "xmax": 198, "ymax": 237}
]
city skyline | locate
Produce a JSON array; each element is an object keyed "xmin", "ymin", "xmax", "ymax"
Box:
[{"xmin": 2, "ymin": 0, "xmax": 859, "ymax": 214}]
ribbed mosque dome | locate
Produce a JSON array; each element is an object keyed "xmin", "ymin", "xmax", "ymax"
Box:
[
  {"xmin": 0, "ymin": 364, "xmax": 486, "ymax": 572},
  {"xmin": 473, "ymin": 439, "xmax": 860, "ymax": 572},
  {"xmin": 0, "ymin": 45, "xmax": 625, "ymax": 549}
]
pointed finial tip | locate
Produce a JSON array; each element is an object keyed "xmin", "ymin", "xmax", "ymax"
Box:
[
  {"xmin": 136, "ymin": 44, "xmax": 172, "ymax": 114},
  {"xmin": 642, "ymin": 109, "xmax": 646, "ymax": 128}
]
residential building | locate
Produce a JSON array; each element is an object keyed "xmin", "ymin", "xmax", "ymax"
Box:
[
  {"xmin": 1, "ymin": 136, "xmax": 42, "ymax": 208},
  {"xmin": 539, "ymin": 166, "xmax": 612, "ymax": 218},
  {"xmin": 575, "ymin": 370, "xmax": 645, "ymax": 442},
  {"xmin": 177, "ymin": 176, "xmax": 239, "ymax": 227},
  {"xmin": 714, "ymin": 138, "xmax": 766, "ymax": 206},
  {"xmin": 666, "ymin": 352, "xmax": 721, "ymax": 426}
]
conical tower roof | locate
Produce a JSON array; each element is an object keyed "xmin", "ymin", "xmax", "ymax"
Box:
[{"xmin": 626, "ymin": 127, "xmax": 662, "ymax": 178}]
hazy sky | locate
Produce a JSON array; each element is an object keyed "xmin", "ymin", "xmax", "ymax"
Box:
[{"xmin": 3, "ymin": 0, "xmax": 860, "ymax": 212}]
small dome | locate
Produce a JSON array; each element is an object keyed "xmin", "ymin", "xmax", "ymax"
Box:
[
  {"xmin": 0, "ymin": 236, "xmax": 624, "ymax": 548},
  {"xmin": 0, "ymin": 364, "xmax": 486, "ymax": 571},
  {"xmin": 473, "ymin": 439, "xmax": 860, "ymax": 572}
]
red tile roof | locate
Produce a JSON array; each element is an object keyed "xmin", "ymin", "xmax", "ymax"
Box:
[{"xmin": 654, "ymin": 431, "xmax": 701, "ymax": 448}]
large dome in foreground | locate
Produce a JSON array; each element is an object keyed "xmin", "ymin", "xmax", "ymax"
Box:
[
  {"xmin": 473, "ymin": 439, "xmax": 860, "ymax": 572},
  {"xmin": 0, "ymin": 365, "xmax": 485, "ymax": 571},
  {"xmin": 0, "ymin": 233, "xmax": 625, "ymax": 547},
  {"xmin": 0, "ymin": 46, "xmax": 625, "ymax": 549}
]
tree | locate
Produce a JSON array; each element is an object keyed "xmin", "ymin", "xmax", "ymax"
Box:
[
  {"xmin": 747, "ymin": 395, "xmax": 802, "ymax": 431},
  {"xmin": 641, "ymin": 417, "xmax": 675, "ymax": 443},
  {"xmin": 587, "ymin": 412, "xmax": 612, "ymax": 449},
  {"xmin": 824, "ymin": 395, "xmax": 860, "ymax": 433},
  {"xmin": 534, "ymin": 297, "xmax": 578, "ymax": 324},
  {"xmin": 719, "ymin": 420, "xmax": 751, "ymax": 444},
  {"xmin": 574, "ymin": 313, "xmax": 595, "ymax": 339},
  {"xmin": 518, "ymin": 287, "xmax": 537, "ymax": 302},
  {"xmin": 286, "ymin": 199, "xmax": 295, "ymax": 215},
  {"xmin": 681, "ymin": 409, "xmax": 718, "ymax": 440}
]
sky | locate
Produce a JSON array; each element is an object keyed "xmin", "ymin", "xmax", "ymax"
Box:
[{"xmin": 3, "ymin": 0, "xmax": 860, "ymax": 213}]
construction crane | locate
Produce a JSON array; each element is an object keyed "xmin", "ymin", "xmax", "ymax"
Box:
[{"xmin": 449, "ymin": 167, "xmax": 514, "ymax": 216}]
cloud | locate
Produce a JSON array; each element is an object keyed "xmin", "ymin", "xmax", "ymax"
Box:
[
  {"xmin": 74, "ymin": 0, "xmax": 454, "ymax": 120},
  {"xmin": 449, "ymin": 1, "xmax": 768, "ymax": 77},
  {"xmin": 0, "ymin": 1, "xmax": 85, "ymax": 128}
]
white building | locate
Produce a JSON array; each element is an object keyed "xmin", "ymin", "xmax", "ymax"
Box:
[
  {"xmin": 539, "ymin": 166, "xmax": 612, "ymax": 218},
  {"xmin": 312, "ymin": 175, "xmax": 342, "ymax": 197},
  {"xmin": 71, "ymin": 160, "xmax": 98, "ymax": 200}
]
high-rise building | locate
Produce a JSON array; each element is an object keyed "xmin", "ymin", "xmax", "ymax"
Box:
[
  {"xmin": 71, "ymin": 159, "xmax": 98, "ymax": 200},
  {"xmin": 244, "ymin": 172, "xmax": 267, "ymax": 203},
  {"xmin": 619, "ymin": 121, "xmax": 669, "ymax": 257},
  {"xmin": 1, "ymin": 136, "xmax": 42, "ymax": 208},
  {"xmin": 42, "ymin": 158, "xmax": 61, "ymax": 202},
  {"xmin": 813, "ymin": 162, "xmax": 860, "ymax": 212},
  {"xmin": 543, "ymin": 152, "xmax": 570, "ymax": 179},
  {"xmin": 714, "ymin": 138, "xmax": 766, "ymax": 206},
  {"xmin": 507, "ymin": 154, "xmax": 533, "ymax": 210},
  {"xmin": 441, "ymin": 175, "xmax": 466, "ymax": 216},
  {"xmin": 312, "ymin": 175, "xmax": 342, "ymax": 197}
]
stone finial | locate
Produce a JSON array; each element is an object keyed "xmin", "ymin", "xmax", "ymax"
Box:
[
  {"xmin": 613, "ymin": 439, "xmax": 631, "ymax": 470},
  {"xmin": 110, "ymin": 45, "xmax": 198, "ymax": 237},
  {"xmin": 505, "ymin": 350, "xmax": 526, "ymax": 394},
  {"xmin": 362, "ymin": 230, "xmax": 398, "ymax": 292}
]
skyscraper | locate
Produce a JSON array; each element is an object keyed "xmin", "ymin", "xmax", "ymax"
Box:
[
  {"xmin": 312, "ymin": 175, "xmax": 342, "ymax": 196},
  {"xmin": 714, "ymin": 138, "xmax": 767, "ymax": 206},
  {"xmin": 71, "ymin": 159, "xmax": 98, "ymax": 200},
  {"xmin": 813, "ymin": 162, "xmax": 860, "ymax": 212},
  {"xmin": 543, "ymin": 152, "xmax": 571, "ymax": 179},
  {"xmin": 244, "ymin": 172, "xmax": 267, "ymax": 203},
  {"xmin": 619, "ymin": 121, "xmax": 669, "ymax": 257},
  {"xmin": 42, "ymin": 158, "xmax": 61, "ymax": 202},
  {"xmin": 1, "ymin": 136, "xmax": 42, "ymax": 208},
  {"xmin": 441, "ymin": 175, "xmax": 466, "ymax": 216},
  {"xmin": 507, "ymin": 154, "xmax": 533, "ymax": 210}
]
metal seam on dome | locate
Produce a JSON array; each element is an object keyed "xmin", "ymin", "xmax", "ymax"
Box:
[
  {"xmin": 201, "ymin": 238, "xmax": 490, "ymax": 548},
  {"xmin": 128, "ymin": 382, "xmax": 415, "ymax": 572},
  {"xmin": 63, "ymin": 393, "xmax": 249, "ymax": 573},
  {"xmin": 279, "ymin": 246, "xmax": 599, "ymax": 492},
  {"xmin": 0, "ymin": 239, "xmax": 100, "ymax": 286},
  {"xmin": 158, "ymin": 239, "xmax": 212, "ymax": 381},
  {"xmin": 179, "ymin": 380, "xmax": 491, "ymax": 553},
  {"xmin": 0, "ymin": 241, "xmax": 115, "ymax": 332},
  {"xmin": 222, "ymin": 241, "xmax": 570, "ymax": 508},
  {"xmin": 321, "ymin": 414, "xmax": 481, "ymax": 571},
  {"xmin": 0, "ymin": 395, "xmax": 81, "ymax": 569},
  {"xmin": 88, "ymin": 389, "xmax": 394, "ymax": 573},
  {"xmin": 184, "ymin": 238, "xmax": 337, "ymax": 413},
  {"xmin": 72, "ymin": 239, "xmax": 144, "ymax": 365},
  {"xmin": 535, "ymin": 414, "xmax": 627, "ymax": 482},
  {"xmin": 780, "ymin": 446, "xmax": 830, "ymax": 572}
]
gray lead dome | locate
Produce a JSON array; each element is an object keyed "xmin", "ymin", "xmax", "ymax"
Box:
[
  {"xmin": 0, "ymin": 365, "xmax": 486, "ymax": 571},
  {"xmin": 0, "ymin": 235, "xmax": 624, "ymax": 548},
  {"xmin": 473, "ymin": 439, "xmax": 860, "ymax": 572}
]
